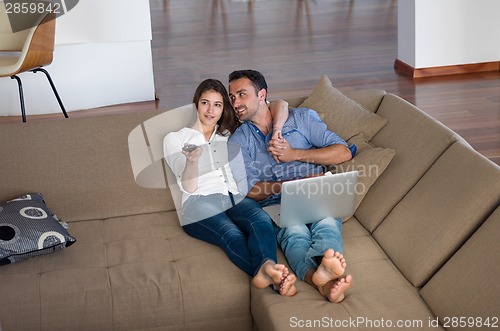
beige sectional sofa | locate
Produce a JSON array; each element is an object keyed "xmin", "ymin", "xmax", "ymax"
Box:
[{"xmin": 0, "ymin": 76, "xmax": 499, "ymax": 331}]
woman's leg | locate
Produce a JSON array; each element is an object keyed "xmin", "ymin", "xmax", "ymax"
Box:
[
  {"xmin": 182, "ymin": 194, "xmax": 254, "ymax": 275},
  {"xmin": 227, "ymin": 197, "xmax": 297, "ymax": 296},
  {"xmin": 225, "ymin": 197, "xmax": 277, "ymax": 276}
]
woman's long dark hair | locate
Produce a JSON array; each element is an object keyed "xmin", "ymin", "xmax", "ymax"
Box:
[{"xmin": 192, "ymin": 79, "xmax": 240, "ymax": 136}]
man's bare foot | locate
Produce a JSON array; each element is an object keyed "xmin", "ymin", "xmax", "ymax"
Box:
[
  {"xmin": 252, "ymin": 260, "xmax": 287, "ymax": 289},
  {"xmin": 279, "ymin": 274, "xmax": 298, "ymax": 297},
  {"xmin": 312, "ymin": 249, "xmax": 346, "ymax": 290},
  {"xmin": 321, "ymin": 275, "xmax": 352, "ymax": 303}
]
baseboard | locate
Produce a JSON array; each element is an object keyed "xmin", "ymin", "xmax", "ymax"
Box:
[{"xmin": 394, "ymin": 59, "xmax": 500, "ymax": 78}]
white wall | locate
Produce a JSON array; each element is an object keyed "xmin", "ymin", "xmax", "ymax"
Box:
[
  {"xmin": 398, "ymin": 0, "xmax": 500, "ymax": 69},
  {"xmin": 397, "ymin": 0, "xmax": 416, "ymax": 66},
  {"xmin": 0, "ymin": 0, "xmax": 155, "ymax": 116}
]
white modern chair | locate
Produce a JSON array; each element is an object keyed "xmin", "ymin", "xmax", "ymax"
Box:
[{"xmin": 0, "ymin": 6, "xmax": 68, "ymax": 122}]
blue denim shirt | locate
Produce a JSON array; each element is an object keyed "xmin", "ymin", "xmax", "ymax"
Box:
[{"xmin": 229, "ymin": 107, "xmax": 357, "ymax": 206}]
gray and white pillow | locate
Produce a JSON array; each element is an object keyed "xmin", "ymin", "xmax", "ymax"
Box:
[{"xmin": 0, "ymin": 193, "xmax": 76, "ymax": 266}]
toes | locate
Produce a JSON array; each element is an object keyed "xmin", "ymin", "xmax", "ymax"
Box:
[
  {"xmin": 324, "ymin": 248, "xmax": 335, "ymax": 258},
  {"xmin": 274, "ymin": 263, "xmax": 286, "ymax": 272},
  {"xmin": 279, "ymin": 274, "xmax": 297, "ymax": 296},
  {"xmin": 324, "ymin": 249, "xmax": 346, "ymax": 263},
  {"xmin": 336, "ymin": 277, "xmax": 347, "ymax": 286}
]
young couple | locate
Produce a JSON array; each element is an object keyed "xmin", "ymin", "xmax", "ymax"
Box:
[{"xmin": 164, "ymin": 70, "xmax": 355, "ymax": 302}]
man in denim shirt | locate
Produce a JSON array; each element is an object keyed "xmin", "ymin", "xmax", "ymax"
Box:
[{"xmin": 228, "ymin": 70, "xmax": 356, "ymax": 303}]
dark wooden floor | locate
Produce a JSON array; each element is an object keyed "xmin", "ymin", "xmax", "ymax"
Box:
[{"xmin": 2, "ymin": 0, "xmax": 499, "ymax": 165}]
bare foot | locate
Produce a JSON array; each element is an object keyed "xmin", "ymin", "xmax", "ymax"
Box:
[
  {"xmin": 312, "ymin": 249, "xmax": 346, "ymax": 290},
  {"xmin": 279, "ymin": 274, "xmax": 298, "ymax": 297},
  {"xmin": 252, "ymin": 260, "xmax": 287, "ymax": 289},
  {"xmin": 322, "ymin": 275, "xmax": 352, "ymax": 303}
]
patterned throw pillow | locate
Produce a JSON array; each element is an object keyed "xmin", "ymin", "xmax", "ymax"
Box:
[{"xmin": 0, "ymin": 193, "xmax": 76, "ymax": 266}]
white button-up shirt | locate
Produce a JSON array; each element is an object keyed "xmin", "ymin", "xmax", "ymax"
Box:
[{"xmin": 163, "ymin": 127, "xmax": 241, "ymax": 205}]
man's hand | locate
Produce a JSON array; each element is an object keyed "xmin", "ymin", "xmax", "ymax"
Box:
[
  {"xmin": 268, "ymin": 130, "xmax": 286, "ymax": 162},
  {"xmin": 268, "ymin": 136, "xmax": 298, "ymax": 163},
  {"xmin": 270, "ymin": 142, "xmax": 352, "ymax": 165}
]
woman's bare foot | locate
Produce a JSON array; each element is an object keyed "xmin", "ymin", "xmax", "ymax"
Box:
[
  {"xmin": 252, "ymin": 260, "xmax": 287, "ymax": 289},
  {"xmin": 279, "ymin": 274, "xmax": 298, "ymax": 297},
  {"xmin": 312, "ymin": 249, "xmax": 346, "ymax": 290},
  {"xmin": 321, "ymin": 275, "xmax": 352, "ymax": 303}
]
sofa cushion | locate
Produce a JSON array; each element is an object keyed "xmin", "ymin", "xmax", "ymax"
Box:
[
  {"xmin": 286, "ymin": 90, "xmax": 387, "ymax": 113},
  {"xmin": 326, "ymin": 133, "xmax": 395, "ymax": 211},
  {"xmin": 373, "ymin": 141, "xmax": 500, "ymax": 287},
  {"xmin": 0, "ymin": 111, "xmax": 174, "ymax": 222},
  {"xmin": 0, "ymin": 219, "xmax": 112, "ymax": 331},
  {"xmin": 251, "ymin": 218, "xmax": 440, "ymax": 330},
  {"xmin": 104, "ymin": 212, "xmax": 253, "ymax": 330},
  {"xmin": 420, "ymin": 207, "xmax": 500, "ymax": 324},
  {"xmin": 0, "ymin": 212, "xmax": 253, "ymax": 331},
  {"xmin": 299, "ymin": 75, "xmax": 388, "ymax": 140},
  {"xmin": 0, "ymin": 193, "xmax": 76, "ymax": 265},
  {"xmin": 343, "ymin": 89, "xmax": 387, "ymax": 113},
  {"xmin": 356, "ymin": 94, "xmax": 457, "ymax": 232}
]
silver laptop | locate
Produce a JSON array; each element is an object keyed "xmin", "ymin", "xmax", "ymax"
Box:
[{"xmin": 263, "ymin": 171, "xmax": 358, "ymax": 228}]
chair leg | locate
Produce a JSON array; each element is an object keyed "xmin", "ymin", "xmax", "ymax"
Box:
[
  {"xmin": 10, "ymin": 75, "xmax": 27, "ymax": 123},
  {"xmin": 31, "ymin": 68, "xmax": 69, "ymax": 119}
]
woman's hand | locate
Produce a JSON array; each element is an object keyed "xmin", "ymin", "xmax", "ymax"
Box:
[
  {"xmin": 181, "ymin": 144, "xmax": 201, "ymax": 193},
  {"xmin": 182, "ymin": 144, "xmax": 202, "ymax": 162},
  {"xmin": 271, "ymin": 128, "xmax": 283, "ymax": 142}
]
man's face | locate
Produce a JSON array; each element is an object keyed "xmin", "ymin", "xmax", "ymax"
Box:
[{"xmin": 228, "ymin": 77, "xmax": 262, "ymax": 122}]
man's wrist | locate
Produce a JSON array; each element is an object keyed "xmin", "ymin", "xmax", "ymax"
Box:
[{"xmin": 293, "ymin": 148, "xmax": 304, "ymax": 162}]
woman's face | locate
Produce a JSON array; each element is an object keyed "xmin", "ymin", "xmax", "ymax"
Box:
[{"xmin": 197, "ymin": 90, "xmax": 224, "ymax": 128}]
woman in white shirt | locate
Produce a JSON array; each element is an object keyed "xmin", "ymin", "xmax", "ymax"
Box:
[{"xmin": 164, "ymin": 79, "xmax": 296, "ymax": 296}]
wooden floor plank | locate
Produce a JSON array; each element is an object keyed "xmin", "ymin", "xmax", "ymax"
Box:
[{"xmin": 1, "ymin": 0, "xmax": 498, "ymax": 165}]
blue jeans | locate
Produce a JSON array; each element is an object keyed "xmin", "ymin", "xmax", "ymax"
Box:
[
  {"xmin": 182, "ymin": 194, "xmax": 277, "ymax": 277},
  {"xmin": 274, "ymin": 217, "xmax": 343, "ymax": 281}
]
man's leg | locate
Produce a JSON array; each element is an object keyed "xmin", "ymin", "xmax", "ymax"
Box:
[
  {"xmin": 299, "ymin": 217, "xmax": 343, "ymax": 286},
  {"xmin": 308, "ymin": 216, "xmax": 343, "ymax": 255},
  {"xmin": 308, "ymin": 217, "xmax": 352, "ymax": 302},
  {"xmin": 275, "ymin": 224, "xmax": 317, "ymax": 281}
]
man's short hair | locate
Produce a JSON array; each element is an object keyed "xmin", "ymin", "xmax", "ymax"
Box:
[{"xmin": 228, "ymin": 69, "xmax": 268, "ymax": 95}]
